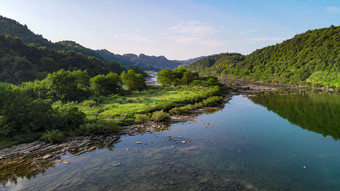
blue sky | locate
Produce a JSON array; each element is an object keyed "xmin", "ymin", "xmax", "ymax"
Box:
[{"xmin": 0, "ymin": 0, "xmax": 339, "ymax": 60}]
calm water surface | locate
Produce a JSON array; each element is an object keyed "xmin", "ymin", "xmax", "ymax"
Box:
[{"xmin": 3, "ymin": 91, "xmax": 340, "ymax": 191}]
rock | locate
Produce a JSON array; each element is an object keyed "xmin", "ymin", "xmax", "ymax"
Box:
[
  {"xmin": 186, "ymin": 145, "xmax": 198, "ymax": 151},
  {"xmin": 199, "ymin": 178, "xmax": 208, "ymax": 183},
  {"xmin": 179, "ymin": 136, "xmax": 183, "ymax": 139},
  {"xmin": 180, "ymin": 141, "xmax": 187, "ymax": 144},
  {"xmin": 136, "ymin": 142, "xmax": 142, "ymax": 144},
  {"xmin": 113, "ymin": 163, "xmax": 121, "ymax": 167},
  {"xmin": 63, "ymin": 161, "xmax": 69, "ymax": 164},
  {"xmin": 42, "ymin": 154, "xmax": 53, "ymax": 160},
  {"xmin": 87, "ymin": 146, "xmax": 96, "ymax": 152}
]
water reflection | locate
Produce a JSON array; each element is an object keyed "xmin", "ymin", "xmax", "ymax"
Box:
[
  {"xmin": 249, "ymin": 90, "xmax": 340, "ymax": 139},
  {"xmin": 0, "ymin": 107, "xmax": 224, "ymax": 188}
]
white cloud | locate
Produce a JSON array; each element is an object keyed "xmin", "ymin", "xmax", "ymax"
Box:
[
  {"xmin": 239, "ymin": 29, "xmax": 261, "ymax": 34},
  {"xmin": 169, "ymin": 21, "xmax": 216, "ymax": 37},
  {"xmin": 166, "ymin": 21, "xmax": 224, "ymax": 47},
  {"xmin": 325, "ymin": 6, "xmax": 340, "ymax": 14}
]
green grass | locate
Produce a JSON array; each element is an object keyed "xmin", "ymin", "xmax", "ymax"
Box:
[{"xmin": 76, "ymin": 85, "xmax": 221, "ymax": 125}]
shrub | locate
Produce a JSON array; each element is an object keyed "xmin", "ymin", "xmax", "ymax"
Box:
[
  {"xmin": 135, "ymin": 114, "xmax": 149, "ymax": 123},
  {"xmin": 80, "ymin": 120, "xmax": 120, "ymax": 135},
  {"xmin": 41, "ymin": 129, "xmax": 65, "ymax": 143},
  {"xmin": 202, "ymin": 96, "xmax": 224, "ymax": 107},
  {"xmin": 151, "ymin": 110, "xmax": 170, "ymax": 122},
  {"xmin": 82, "ymin": 100, "xmax": 97, "ymax": 107}
]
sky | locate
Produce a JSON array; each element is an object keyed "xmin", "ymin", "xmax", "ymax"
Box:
[{"xmin": 0, "ymin": 0, "xmax": 340, "ymax": 60}]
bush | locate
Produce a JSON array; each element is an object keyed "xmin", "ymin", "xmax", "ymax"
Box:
[
  {"xmin": 82, "ymin": 100, "xmax": 97, "ymax": 107},
  {"xmin": 202, "ymin": 96, "xmax": 224, "ymax": 107},
  {"xmin": 151, "ymin": 110, "xmax": 170, "ymax": 122},
  {"xmin": 80, "ymin": 120, "xmax": 120, "ymax": 135},
  {"xmin": 41, "ymin": 129, "xmax": 65, "ymax": 143},
  {"xmin": 135, "ymin": 114, "xmax": 149, "ymax": 123}
]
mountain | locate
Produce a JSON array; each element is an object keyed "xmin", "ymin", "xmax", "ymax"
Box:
[
  {"xmin": 0, "ymin": 34, "xmax": 124, "ymax": 84},
  {"xmin": 185, "ymin": 53, "xmax": 245, "ymax": 75},
  {"xmin": 56, "ymin": 40, "xmax": 103, "ymax": 59},
  {"xmin": 96, "ymin": 49, "xmax": 182, "ymax": 71},
  {"xmin": 179, "ymin": 56, "xmax": 208, "ymax": 65},
  {"xmin": 0, "ymin": 15, "xmax": 181, "ymax": 71},
  {"xmin": 0, "ymin": 15, "xmax": 54, "ymax": 48},
  {"xmin": 187, "ymin": 25, "xmax": 340, "ymax": 89}
]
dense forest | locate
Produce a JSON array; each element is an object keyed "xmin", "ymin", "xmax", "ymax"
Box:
[
  {"xmin": 186, "ymin": 25, "xmax": 340, "ymax": 89},
  {"xmin": 0, "ymin": 34, "xmax": 129, "ymax": 84}
]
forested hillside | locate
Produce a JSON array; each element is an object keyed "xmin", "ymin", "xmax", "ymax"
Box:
[
  {"xmin": 0, "ymin": 34, "xmax": 125, "ymax": 84},
  {"xmin": 187, "ymin": 26, "xmax": 340, "ymax": 89}
]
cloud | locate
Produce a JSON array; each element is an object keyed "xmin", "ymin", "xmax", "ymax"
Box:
[
  {"xmin": 166, "ymin": 21, "xmax": 224, "ymax": 47},
  {"xmin": 169, "ymin": 21, "xmax": 216, "ymax": 37},
  {"xmin": 239, "ymin": 29, "xmax": 261, "ymax": 34},
  {"xmin": 325, "ymin": 6, "xmax": 340, "ymax": 14}
]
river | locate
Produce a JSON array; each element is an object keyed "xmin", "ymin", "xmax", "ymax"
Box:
[{"xmin": 2, "ymin": 90, "xmax": 340, "ymax": 190}]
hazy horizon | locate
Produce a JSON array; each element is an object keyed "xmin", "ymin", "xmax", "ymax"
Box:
[{"xmin": 1, "ymin": 0, "xmax": 339, "ymax": 60}]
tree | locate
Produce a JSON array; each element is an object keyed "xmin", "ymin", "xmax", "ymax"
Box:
[
  {"xmin": 44, "ymin": 69, "xmax": 90, "ymax": 101},
  {"xmin": 121, "ymin": 69, "xmax": 146, "ymax": 91},
  {"xmin": 157, "ymin": 69, "xmax": 175, "ymax": 86},
  {"xmin": 90, "ymin": 72, "xmax": 121, "ymax": 96}
]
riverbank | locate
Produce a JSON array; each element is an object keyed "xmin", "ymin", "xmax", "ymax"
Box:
[{"xmin": 219, "ymin": 77, "xmax": 339, "ymax": 94}]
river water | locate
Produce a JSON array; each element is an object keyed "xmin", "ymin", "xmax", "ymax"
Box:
[{"xmin": 2, "ymin": 90, "xmax": 340, "ymax": 190}]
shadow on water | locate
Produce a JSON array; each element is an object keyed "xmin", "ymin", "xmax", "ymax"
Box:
[{"xmin": 249, "ymin": 90, "xmax": 340, "ymax": 139}]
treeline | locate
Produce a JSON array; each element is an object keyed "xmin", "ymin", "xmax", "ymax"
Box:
[
  {"xmin": 186, "ymin": 25, "xmax": 340, "ymax": 89},
  {"xmin": 0, "ymin": 34, "xmax": 146, "ymax": 84},
  {"xmin": 157, "ymin": 67, "xmax": 220, "ymax": 87}
]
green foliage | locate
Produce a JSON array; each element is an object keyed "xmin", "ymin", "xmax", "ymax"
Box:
[
  {"xmin": 202, "ymin": 96, "xmax": 224, "ymax": 107},
  {"xmin": 41, "ymin": 130, "xmax": 65, "ymax": 143},
  {"xmin": 135, "ymin": 114, "xmax": 149, "ymax": 123},
  {"xmin": 90, "ymin": 72, "xmax": 121, "ymax": 96},
  {"xmin": 121, "ymin": 70, "xmax": 146, "ymax": 91},
  {"xmin": 54, "ymin": 103, "xmax": 86, "ymax": 131},
  {"xmin": 169, "ymin": 102, "xmax": 204, "ymax": 115},
  {"xmin": 157, "ymin": 68, "xmax": 199, "ymax": 86},
  {"xmin": 80, "ymin": 120, "xmax": 120, "ymax": 135},
  {"xmin": 151, "ymin": 110, "xmax": 170, "ymax": 122},
  {"xmin": 44, "ymin": 69, "xmax": 90, "ymax": 101},
  {"xmin": 0, "ymin": 86, "xmax": 57, "ymax": 136}
]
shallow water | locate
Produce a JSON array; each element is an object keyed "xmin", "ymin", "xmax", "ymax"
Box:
[{"xmin": 2, "ymin": 91, "xmax": 340, "ymax": 191}]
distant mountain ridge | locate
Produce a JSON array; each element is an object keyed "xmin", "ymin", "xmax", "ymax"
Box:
[
  {"xmin": 96, "ymin": 49, "xmax": 183, "ymax": 70},
  {"xmin": 0, "ymin": 15, "xmax": 189, "ymax": 71}
]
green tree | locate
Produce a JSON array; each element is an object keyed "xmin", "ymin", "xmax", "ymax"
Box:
[
  {"xmin": 120, "ymin": 69, "xmax": 146, "ymax": 91},
  {"xmin": 44, "ymin": 69, "xmax": 90, "ymax": 101},
  {"xmin": 90, "ymin": 72, "xmax": 121, "ymax": 96},
  {"xmin": 157, "ymin": 69, "xmax": 175, "ymax": 86}
]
